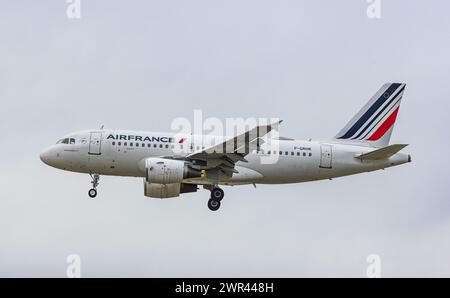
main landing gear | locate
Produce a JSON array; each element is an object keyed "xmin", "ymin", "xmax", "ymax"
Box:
[
  {"xmin": 207, "ymin": 186, "xmax": 224, "ymax": 211},
  {"xmin": 88, "ymin": 174, "xmax": 100, "ymax": 199}
]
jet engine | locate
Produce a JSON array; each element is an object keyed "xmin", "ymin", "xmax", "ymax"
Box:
[
  {"xmin": 145, "ymin": 158, "xmax": 201, "ymax": 184},
  {"xmin": 143, "ymin": 158, "xmax": 201, "ymax": 198},
  {"xmin": 144, "ymin": 182, "xmax": 198, "ymax": 199}
]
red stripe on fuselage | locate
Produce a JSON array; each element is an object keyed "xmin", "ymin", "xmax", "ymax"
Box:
[{"xmin": 367, "ymin": 106, "xmax": 400, "ymax": 141}]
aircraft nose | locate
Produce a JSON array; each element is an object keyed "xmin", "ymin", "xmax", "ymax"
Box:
[{"xmin": 40, "ymin": 150, "xmax": 51, "ymax": 165}]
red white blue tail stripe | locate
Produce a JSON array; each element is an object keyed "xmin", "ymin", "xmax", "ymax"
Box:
[{"xmin": 335, "ymin": 83, "xmax": 406, "ymax": 146}]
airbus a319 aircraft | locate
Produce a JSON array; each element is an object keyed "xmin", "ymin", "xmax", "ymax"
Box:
[{"xmin": 41, "ymin": 83, "xmax": 411, "ymax": 211}]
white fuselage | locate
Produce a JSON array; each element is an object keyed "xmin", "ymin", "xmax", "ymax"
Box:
[{"xmin": 40, "ymin": 129, "xmax": 411, "ymax": 186}]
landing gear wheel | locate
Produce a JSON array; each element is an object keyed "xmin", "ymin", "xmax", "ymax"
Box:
[
  {"xmin": 88, "ymin": 174, "xmax": 100, "ymax": 199},
  {"xmin": 211, "ymin": 187, "xmax": 224, "ymax": 201},
  {"xmin": 208, "ymin": 199, "xmax": 221, "ymax": 211},
  {"xmin": 88, "ymin": 188, "xmax": 97, "ymax": 198}
]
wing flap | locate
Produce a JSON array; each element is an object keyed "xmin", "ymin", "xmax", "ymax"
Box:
[
  {"xmin": 184, "ymin": 120, "xmax": 282, "ymax": 182},
  {"xmin": 187, "ymin": 120, "xmax": 281, "ymax": 159}
]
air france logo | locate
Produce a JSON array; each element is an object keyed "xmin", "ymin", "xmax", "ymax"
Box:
[{"xmin": 106, "ymin": 134, "xmax": 175, "ymax": 143}]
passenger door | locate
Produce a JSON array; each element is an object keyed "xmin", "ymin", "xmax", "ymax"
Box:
[
  {"xmin": 320, "ymin": 144, "xmax": 332, "ymax": 169},
  {"xmin": 88, "ymin": 132, "xmax": 102, "ymax": 155}
]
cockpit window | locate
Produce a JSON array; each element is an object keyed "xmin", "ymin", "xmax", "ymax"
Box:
[{"xmin": 57, "ymin": 138, "xmax": 76, "ymax": 145}]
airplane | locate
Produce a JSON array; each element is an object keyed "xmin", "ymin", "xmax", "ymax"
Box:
[{"xmin": 40, "ymin": 83, "xmax": 411, "ymax": 211}]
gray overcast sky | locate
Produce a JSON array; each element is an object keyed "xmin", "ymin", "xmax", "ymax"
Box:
[{"xmin": 1, "ymin": 0, "xmax": 449, "ymax": 277}]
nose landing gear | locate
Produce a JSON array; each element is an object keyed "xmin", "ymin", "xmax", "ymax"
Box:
[
  {"xmin": 88, "ymin": 174, "xmax": 100, "ymax": 199},
  {"xmin": 88, "ymin": 188, "xmax": 97, "ymax": 198},
  {"xmin": 207, "ymin": 186, "xmax": 224, "ymax": 211}
]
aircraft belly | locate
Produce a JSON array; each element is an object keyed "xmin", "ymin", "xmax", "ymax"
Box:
[
  {"xmin": 237, "ymin": 158, "xmax": 316, "ymax": 184},
  {"xmin": 222, "ymin": 166, "xmax": 264, "ymax": 184}
]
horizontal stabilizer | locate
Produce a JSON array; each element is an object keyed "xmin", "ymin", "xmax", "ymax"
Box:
[{"xmin": 355, "ymin": 144, "xmax": 408, "ymax": 161}]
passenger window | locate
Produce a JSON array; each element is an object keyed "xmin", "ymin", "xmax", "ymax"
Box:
[
  {"xmin": 267, "ymin": 151, "xmax": 271, "ymax": 154},
  {"xmin": 124, "ymin": 142, "xmax": 128, "ymax": 146},
  {"xmin": 148, "ymin": 144, "xmax": 151, "ymax": 148},
  {"xmin": 142, "ymin": 143, "xmax": 145, "ymax": 147},
  {"xmin": 309, "ymin": 153, "xmax": 312, "ymax": 157},
  {"xmin": 153, "ymin": 144, "xmax": 157, "ymax": 148},
  {"xmin": 279, "ymin": 151, "xmax": 282, "ymax": 155},
  {"xmin": 291, "ymin": 152, "xmax": 294, "ymax": 156},
  {"xmin": 159, "ymin": 144, "xmax": 163, "ymax": 148},
  {"xmin": 118, "ymin": 142, "xmax": 121, "ymax": 146},
  {"xmin": 303, "ymin": 152, "xmax": 306, "ymax": 157},
  {"xmin": 112, "ymin": 142, "xmax": 116, "ymax": 146},
  {"xmin": 130, "ymin": 143, "xmax": 133, "ymax": 147},
  {"xmin": 166, "ymin": 144, "xmax": 169, "ymax": 149},
  {"xmin": 297, "ymin": 152, "xmax": 300, "ymax": 156},
  {"xmin": 285, "ymin": 151, "xmax": 289, "ymax": 155}
]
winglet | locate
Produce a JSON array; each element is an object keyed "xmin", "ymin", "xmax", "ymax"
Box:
[{"xmin": 268, "ymin": 119, "xmax": 283, "ymax": 133}]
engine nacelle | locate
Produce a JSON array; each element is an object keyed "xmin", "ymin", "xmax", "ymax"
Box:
[
  {"xmin": 144, "ymin": 182, "xmax": 198, "ymax": 199},
  {"xmin": 144, "ymin": 182, "xmax": 180, "ymax": 198},
  {"xmin": 145, "ymin": 158, "xmax": 201, "ymax": 184}
]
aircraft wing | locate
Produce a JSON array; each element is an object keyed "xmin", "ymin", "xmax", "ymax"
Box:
[
  {"xmin": 185, "ymin": 120, "xmax": 282, "ymax": 178},
  {"xmin": 355, "ymin": 144, "xmax": 409, "ymax": 161}
]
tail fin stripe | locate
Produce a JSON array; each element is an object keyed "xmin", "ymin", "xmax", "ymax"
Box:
[
  {"xmin": 367, "ymin": 106, "xmax": 400, "ymax": 141},
  {"xmin": 352, "ymin": 85, "xmax": 405, "ymax": 140},
  {"xmin": 338, "ymin": 83, "xmax": 401, "ymax": 139},
  {"xmin": 359, "ymin": 95, "xmax": 403, "ymax": 140}
]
